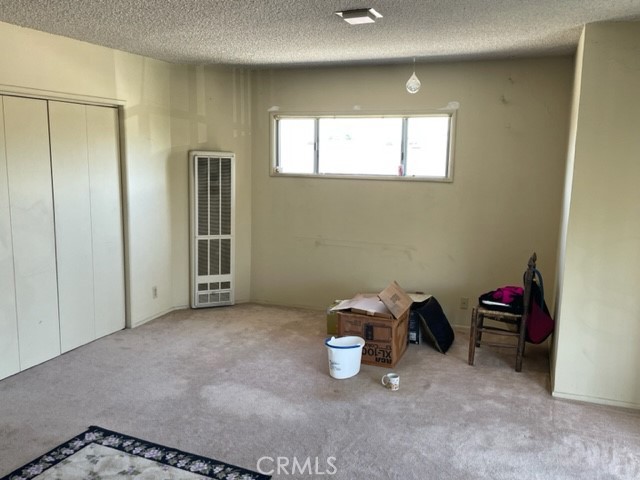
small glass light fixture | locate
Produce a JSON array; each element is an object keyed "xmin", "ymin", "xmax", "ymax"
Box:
[
  {"xmin": 406, "ymin": 58, "xmax": 421, "ymax": 94},
  {"xmin": 335, "ymin": 8, "xmax": 383, "ymax": 25}
]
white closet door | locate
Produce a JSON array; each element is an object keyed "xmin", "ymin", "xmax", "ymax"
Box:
[
  {"xmin": 0, "ymin": 97, "xmax": 20, "ymax": 378},
  {"xmin": 49, "ymin": 101, "xmax": 96, "ymax": 352},
  {"xmin": 3, "ymin": 96, "xmax": 60, "ymax": 369},
  {"xmin": 86, "ymin": 105, "xmax": 125, "ymax": 337}
]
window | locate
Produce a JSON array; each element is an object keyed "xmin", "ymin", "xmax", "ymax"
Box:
[{"xmin": 272, "ymin": 112, "xmax": 455, "ymax": 181}]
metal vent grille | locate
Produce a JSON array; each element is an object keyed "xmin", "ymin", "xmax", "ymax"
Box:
[
  {"xmin": 197, "ymin": 239, "xmax": 208, "ymax": 276},
  {"xmin": 191, "ymin": 152, "xmax": 235, "ymax": 308},
  {"xmin": 209, "ymin": 157, "xmax": 220, "ymax": 235},
  {"xmin": 197, "ymin": 159, "xmax": 208, "ymax": 236},
  {"xmin": 221, "ymin": 158, "xmax": 232, "ymax": 235}
]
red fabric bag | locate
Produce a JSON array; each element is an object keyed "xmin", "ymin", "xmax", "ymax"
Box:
[{"xmin": 526, "ymin": 280, "xmax": 554, "ymax": 344}]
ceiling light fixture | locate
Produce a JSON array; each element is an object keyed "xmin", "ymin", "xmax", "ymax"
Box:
[
  {"xmin": 406, "ymin": 58, "xmax": 421, "ymax": 94},
  {"xmin": 335, "ymin": 8, "xmax": 383, "ymax": 25}
]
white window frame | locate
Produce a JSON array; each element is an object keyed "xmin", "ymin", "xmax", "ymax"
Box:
[{"xmin": 270, "ymin": 110, "xmax": 457, "ymax": 182}]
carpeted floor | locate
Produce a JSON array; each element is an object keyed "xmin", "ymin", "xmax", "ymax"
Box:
[{"xmin": 1, "ymin": 304, "xmax": 639, "ymax": 479}]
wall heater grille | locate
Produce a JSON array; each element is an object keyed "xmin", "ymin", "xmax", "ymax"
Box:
[{"xmin": 190, "ymin": 151, "xmax": 235, "ymax": 308}]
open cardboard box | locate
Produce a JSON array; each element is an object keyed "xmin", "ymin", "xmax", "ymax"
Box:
[{"xmin": 331, "ymin": 281, "xmax": 413, "ymax": 368}]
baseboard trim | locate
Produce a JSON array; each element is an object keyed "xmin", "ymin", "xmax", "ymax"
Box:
[
  {"xmin": 249, "ymin": 299, "xmax": 326, "ymax": 311},
  {"xmin": 552, "ymin": 390, "xmax": 640, "ymax": 410},
  {"xmin": 129, "ymin": 300, "xmax": 257, "ymax": 328},
  {"xmin": 130, "ymin": 305, "xmax": 189, "ymax": 328}
]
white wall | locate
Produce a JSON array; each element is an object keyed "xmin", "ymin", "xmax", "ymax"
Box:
[
  {"xmin": 0, "ymin": 21, "xmax": 252, "ymax": 327},
  {"xmin": 251, "ymin": 58, "xmax": 573, "ymax": 324},
  {"xmin": 553, "ymin": 22, "xmax": 640, "ymax": 408}
]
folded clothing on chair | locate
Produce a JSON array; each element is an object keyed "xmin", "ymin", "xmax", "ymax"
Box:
[{"xmin": 478, "ymin": 286, "xmax": 524, "ymax": 313}]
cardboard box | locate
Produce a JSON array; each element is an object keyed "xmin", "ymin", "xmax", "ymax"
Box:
[
  {"xmin": 326, "ymin": 301, "xmax": 341, "ymax": 335},
  {"xmin": 332, "ymin": 282, "xmax": 413, "ymax": 368},
  {"xmin": 327, "ymin": 295, "xmax": 377, "ymax": 334}
]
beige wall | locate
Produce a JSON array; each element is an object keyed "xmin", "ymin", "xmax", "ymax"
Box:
[
  {"xmin": 551, "ymin": 31, "xmax": 586, "ymax": 385},
  {"xmin": 5, "ymin": 17, "xmax": 639, "ymax": 411},
  {"xmin": 0, "ymin": 21, "xmax": 252, "ymax": 327},
  {"xmin": 251, "ymin": 58, "xmax": 573, "ymax": 324},
  {"xmin": 167, "ymin": 66, "xmax": 253, "ymax": 309},
  {"xmin": 553, "ymin": 22, "xmax": 640, "ymax": 408}
]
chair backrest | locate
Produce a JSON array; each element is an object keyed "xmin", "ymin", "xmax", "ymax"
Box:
[{"xmin": 521, "ymin": 252, "xmax": 537, "ymax": 318}]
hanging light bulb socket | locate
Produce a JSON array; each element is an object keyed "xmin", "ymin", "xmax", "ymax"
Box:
[{"xmin": 406, "ymin": 58, "xmax": 421, "ymax": 94}]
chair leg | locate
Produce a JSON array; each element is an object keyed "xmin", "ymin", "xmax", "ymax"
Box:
[
  {"xmin": 468, "ymin": 307, "xmax": 478, "ymax": 366},
  {"xmin": 476, "ymin": 311, "xmax": 484, "ymax": 347},
  {"xmin": 515, "ymin": 318, "xmax": 527, "ymax": 372}
]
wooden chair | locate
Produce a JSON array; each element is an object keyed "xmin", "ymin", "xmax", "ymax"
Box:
[{"xmin": 468, "ymin": 253, "xmax": 537, "ymax": 372}]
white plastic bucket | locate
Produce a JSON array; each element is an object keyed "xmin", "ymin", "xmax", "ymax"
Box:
[{"xmin": 325, "ymin": 336, "xmax": 366, "ymax": 379}]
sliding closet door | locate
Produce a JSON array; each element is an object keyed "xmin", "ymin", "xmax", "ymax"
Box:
[
  {"xmin": 50, "ymin": 102, "xmax": 125, "ymax": 349},
  {"xmin": 49, "ymin": 101, "xmax": 96, "ymax": 352},
  {"xmin": 0, "ymin": 97, "xmax": 20, "ymax": 378},
  {"xmin": 3, "ymin": 96, "xmax": 60, "ymax": 369},
  {"xmin": 86, "ymin": 105, "xmax": 125, "ymax": 337}
]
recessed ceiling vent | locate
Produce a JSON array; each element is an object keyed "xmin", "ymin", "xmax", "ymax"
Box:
[{"xmin": 335, "ymin": 8, "xmax": 383, "ymax": 25}]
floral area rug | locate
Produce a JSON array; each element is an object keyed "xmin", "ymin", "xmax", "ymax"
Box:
[{"xmin": 1, "ymin": 426, "xmax": 270, "ymax": 480}]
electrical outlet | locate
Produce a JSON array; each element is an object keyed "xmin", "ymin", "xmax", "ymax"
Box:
[
  {"xmin": 460, "ymin": 297, "xmax": 469, "ymax": 310},
  {"xmin": 152, "ymin": 286, "xmax": 158, "ymax": 299}
]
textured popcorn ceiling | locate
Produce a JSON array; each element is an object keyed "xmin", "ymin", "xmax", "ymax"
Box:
[{"xmin": 0, "ymin": 0, "xmax": 639, "ymax": 66}]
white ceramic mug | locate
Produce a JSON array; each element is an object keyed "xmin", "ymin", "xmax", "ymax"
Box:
[{"xmin": 381, "ymin": 373, "xmax": 400, "ymax": 391}]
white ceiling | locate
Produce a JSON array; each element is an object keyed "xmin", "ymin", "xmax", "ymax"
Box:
[{"xmin": 1, "ymin": 1, "xmax": 639, "ymax": 67}]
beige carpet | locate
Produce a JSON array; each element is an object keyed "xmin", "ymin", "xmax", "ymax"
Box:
[{"xmin": 1, "ymin": 304, "xmax": 639, "ymax": 479}]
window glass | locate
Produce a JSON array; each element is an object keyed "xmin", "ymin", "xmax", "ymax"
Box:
[
  {"xmin": 406, "ymin": 116, "xmax": 450, "ymax": 178},
  {"xmin": 273, "ymin": 113, "xmax": 454, "ymax": 181},
  {"xmin": 318, "ymin": 118, "xmax": 403, "ymax": 175},
  {"xmin": 277, "ymin": 118, "xmax": 315, "ymax": 174}
]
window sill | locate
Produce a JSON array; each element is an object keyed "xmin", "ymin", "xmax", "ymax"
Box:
[{"xmin": 269, "ymin": 172, "xmax": 453, "ymax": 183}]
